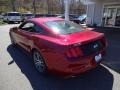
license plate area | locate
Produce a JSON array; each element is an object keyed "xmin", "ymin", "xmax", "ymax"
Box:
[{"xmin": 95, "ymin": 53, "xmax": 102, "ymax": 62}]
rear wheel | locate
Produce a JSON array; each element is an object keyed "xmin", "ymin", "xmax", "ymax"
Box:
[{"xmin": 33, "ymin": 50, "xmax": 47, "ymax": 73}]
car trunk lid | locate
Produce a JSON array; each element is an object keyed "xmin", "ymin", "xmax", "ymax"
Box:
[
  {"xmin": 59, "ymin": 30, "xmax": 106, "ymax": 58},
  {"xmin": 60, "ymin": 30, "xmax": 104, "ymax": 45}
]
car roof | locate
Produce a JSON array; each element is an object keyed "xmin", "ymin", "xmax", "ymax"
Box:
[
  {"xmin": 7, "ymin": 12, "xmax": 20, "ymax": 13},
  {"xmin": 31, "ymin": 17, "xmax": 64, "ymax": 23}
]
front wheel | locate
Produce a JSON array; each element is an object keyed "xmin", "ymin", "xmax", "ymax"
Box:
[{"xmin": 33, "ymin": 50, "xmax": 47, "ymax": 73}]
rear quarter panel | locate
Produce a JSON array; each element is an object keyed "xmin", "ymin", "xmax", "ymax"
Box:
[{"xmin": 31, "ymin": 35, "xmax": 69, "ymax": 71}]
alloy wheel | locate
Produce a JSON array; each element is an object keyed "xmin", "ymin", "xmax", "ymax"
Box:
[{"xmin": 33, "ymin": 50, "xmax": 47, "ymax": 73}]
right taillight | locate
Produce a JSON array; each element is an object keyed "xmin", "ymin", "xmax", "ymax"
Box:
[{"xmin": 65, "ymin": 47, "xmax": 83, "ymax": 58}]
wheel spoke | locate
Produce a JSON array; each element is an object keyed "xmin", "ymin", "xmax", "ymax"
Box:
[{"xmin": 33, "ymin": 51, "xmax": 46, "ymax": 72}]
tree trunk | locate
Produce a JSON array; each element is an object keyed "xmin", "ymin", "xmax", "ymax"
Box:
[
  {"xmin": 33, "ymin": 0, "xmax": 36, "ymax": 14},
  {"xmin": 47, "ymin": 0, "xmax": 50, "ymax": 14},
  {"xmin": 61, "ymin": 0, "xmax": 64, "ymax": 14},
  {"xmin": 11, "ymin": 0, "xmax": 16, "ymax": 11}
]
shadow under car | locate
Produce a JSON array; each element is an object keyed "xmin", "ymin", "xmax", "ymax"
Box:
[{"xmin": 7, "ymin": 44, "xmax": 113, "ymax": 90}]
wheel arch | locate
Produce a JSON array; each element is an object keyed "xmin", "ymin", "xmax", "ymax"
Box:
[
  {"xmin": 31, "ymin": 47, "xmax": 48, "ymax": 69},
  {"xmin": 31, "ymin": 48, "xmax": 37, "ymax": 54}
]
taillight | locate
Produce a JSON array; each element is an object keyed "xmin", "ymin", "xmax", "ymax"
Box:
[{"xmin": 65, "ymin": 47, "xmax": 83, "ymax": 58}]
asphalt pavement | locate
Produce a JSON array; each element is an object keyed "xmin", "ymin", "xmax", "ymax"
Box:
[{"xmin": 0, "ymin": 24, "xmax": 120, "ymax": 90}]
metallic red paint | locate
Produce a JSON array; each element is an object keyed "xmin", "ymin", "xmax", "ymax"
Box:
[{"xmin": 9, "ymin": 17, "xmax": 107, "ymax": 76}]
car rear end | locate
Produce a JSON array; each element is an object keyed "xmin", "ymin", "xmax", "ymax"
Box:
[
  {"xmin": 46, "ymin": 34, "xmax": 107, "ymax": 77},
  {"xmin": 39, "ymin": 19, "xmax": 107, "ymax": 76},
  {"xmin": 63, "ymin": 36, "xmax": 106, "ymax": 75}
]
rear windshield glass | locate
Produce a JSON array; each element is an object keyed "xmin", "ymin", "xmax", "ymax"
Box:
[
  {"xmin": 45, "ymin": 20, "xmax": 83, "ymax": 34},
  {"xmin": 8, "ymin": 13, "xmax": 21, "ymax": 16}
]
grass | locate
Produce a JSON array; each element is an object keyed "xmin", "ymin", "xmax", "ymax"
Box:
[{"xmin": 0, "ymin": 19, "xmax": 5, "ymax": 25}]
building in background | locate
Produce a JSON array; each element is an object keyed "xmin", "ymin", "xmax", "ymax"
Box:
[{"xmin": 86, "ymin": 0, "xmax": 120, "ymax": 27}]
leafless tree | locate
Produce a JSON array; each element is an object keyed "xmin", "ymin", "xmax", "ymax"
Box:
[
  {"xmin": 0, "ymin": 0, "xmax": 86, "ymax": 14},
  {"xmin": 10, "ymin": 0, "xmax": 16, "ymax": 11},
  {"xmin": 33, "ymin": 0, "xmax": 36, "ymax": 14}
]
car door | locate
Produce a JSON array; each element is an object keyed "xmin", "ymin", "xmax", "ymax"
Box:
[{"xmin": 16, "ymin": 21, "xmax": 35, "ymax": 52}]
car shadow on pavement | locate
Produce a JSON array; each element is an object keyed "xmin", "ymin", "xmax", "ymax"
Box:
[
  {"xmin": 94, "ymin": 27, "xmax": 120, "ymax": 73},
  {"xmin": 7, "ymin": 45, "xmax": 113, "ymax": 90}
]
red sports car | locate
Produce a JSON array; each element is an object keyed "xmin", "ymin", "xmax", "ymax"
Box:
[{"xmin": 9, "ymin": 17, "xmax": 107, "ymax": 76}]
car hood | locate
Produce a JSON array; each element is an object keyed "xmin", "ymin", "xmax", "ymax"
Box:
[{"xmin": 59, "ymin": 30, "xmax": 104, "ymax": 45}]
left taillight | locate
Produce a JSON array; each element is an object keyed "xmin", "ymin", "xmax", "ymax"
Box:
[{"xmin": 65, "ymin": 46, "xmax": 83, "ymax": 59}]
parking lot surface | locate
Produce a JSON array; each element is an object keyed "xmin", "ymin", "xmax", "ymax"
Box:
[
  {"xmin": 0, "ymin": 24, "xmax": 120, "ymax": 90},
  {"xmin": 94, "ymin": 27, "xmax": 120, "ymax": 73}
]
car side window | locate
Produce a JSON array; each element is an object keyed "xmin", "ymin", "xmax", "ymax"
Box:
[
  {"xmin": 20, "ymin": 22, "xmax": 35, "ymax": 32},
  {"xmin": 34, "ymin": 24, "xmax": 45, "ymax": 34}
]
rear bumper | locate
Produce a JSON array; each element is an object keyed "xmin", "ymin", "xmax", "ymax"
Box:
[
  {"xmin": 45, "ymin": 50, "xmax": 105, "ymax": 77},
  {"xmin": 59, "ymin": 59, "xmax": 100, "ymax": 77}
]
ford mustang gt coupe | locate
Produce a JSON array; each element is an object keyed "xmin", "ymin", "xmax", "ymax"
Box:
[{"xmin": 9, "ymin": 17, "xmax": 107, "ymax": 76}]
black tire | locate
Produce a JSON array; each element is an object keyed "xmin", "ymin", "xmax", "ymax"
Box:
[{"xmin": 33, "ymin": 50, "xmax": 47, "ymax": 73}]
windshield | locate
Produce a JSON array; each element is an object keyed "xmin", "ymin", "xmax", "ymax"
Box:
[
  {"xmin": 8, "ymin": 13, "xmax": 21, "ymax": 16},
  {"xmin": 45, "ymin": 20, "xmax": 83, "ymax": 34}
]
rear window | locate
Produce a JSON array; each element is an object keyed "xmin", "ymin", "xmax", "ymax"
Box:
[
  {"xmin": 45, "ymin": 20, "xmax": 83, "ymax": 34},
  {"xmin": 8, "ymin": 13, "xmax": 21, "ymax": 16}
]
